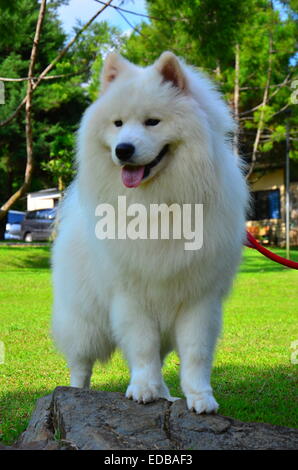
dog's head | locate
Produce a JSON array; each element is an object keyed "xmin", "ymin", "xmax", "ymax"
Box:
[
  {"xmin": 98, "ymin": 51, "xmax": 194, "ymax": 188},
  {"xmin": 77, "ymin": 51, "xmax": 235, "ymax": 195}
]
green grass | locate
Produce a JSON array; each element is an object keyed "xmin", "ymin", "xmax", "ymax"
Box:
[{"xmin": 0, "ymin": 245, "xmax": 297, "ymax": 444}]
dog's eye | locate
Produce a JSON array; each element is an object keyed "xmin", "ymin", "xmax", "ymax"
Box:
[
  {"xmin": 144, "ymin": 119, "xmax": 160, "ymax": 126},
  {"xmin": 114, "ymin": 120, "xmax": 123, "ymax": 127}
]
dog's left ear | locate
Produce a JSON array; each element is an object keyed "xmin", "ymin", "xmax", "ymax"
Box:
[{"xmin": 155, "ymin": 51, "xmax": 187, "ymax": 92}]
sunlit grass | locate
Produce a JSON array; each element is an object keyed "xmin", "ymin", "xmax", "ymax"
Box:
[{"xmin": 0, "ymin": 245, "xmax": 297, "ymax": 444}]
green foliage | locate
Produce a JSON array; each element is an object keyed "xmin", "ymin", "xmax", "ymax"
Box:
[
  {"xmin": 40, "ymin": 124, "xmax": 76, "ymax": 190},
  {"xmin": 124, "ymin": 0, "xmax": 253, "ymax": 67},
  {"xmin": 0, "ymin": 0, "xmax": 122, "ymax": 206},
  {"xmin": 123, "ymin": 0, "xmax": 298, "ymax": 168},
  {"xmin": 0, "ymin": 0, "xmax": 297, "ymax": 207},
  {"xmin": 70, "ymin": 21, "xmax": 123, "ymax": 101}
]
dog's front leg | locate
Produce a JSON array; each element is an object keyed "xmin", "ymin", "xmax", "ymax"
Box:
[
  {"xmin": 175, "ymin": 296, "xmax": 222, "ymax": 414},
  {"xmin": 110, "ymin": 294, "xmax": 170, "ymax": 403}
]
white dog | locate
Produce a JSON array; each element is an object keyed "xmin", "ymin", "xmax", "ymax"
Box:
[{"xmin": 52, "ymin": 51, "xmax": 248, "ymax": 414}]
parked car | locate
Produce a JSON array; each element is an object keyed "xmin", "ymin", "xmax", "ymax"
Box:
[
  {"xmin": 21, "ymin": 208, "xmax": 56, "ymax": 242},
  {"xmin": 4, "ymin": 210, "xmax": 26, "ymax": 240}
]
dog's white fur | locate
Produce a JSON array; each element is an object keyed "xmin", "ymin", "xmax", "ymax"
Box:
[{"xmin": 52, "ymin": 52, "xmax": 249, "ymax": 413}]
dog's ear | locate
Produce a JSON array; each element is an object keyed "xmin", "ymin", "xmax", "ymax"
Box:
[
  {"xmin": 155, "ymin": 51, "xmax": 187, "ymax": 91},
  {"xmin": 101, "ymin": 52, "xmax": 131, "ymax": 93}
]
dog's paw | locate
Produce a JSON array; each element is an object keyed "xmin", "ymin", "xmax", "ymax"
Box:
[
  {"xmin": 186, "ymin": 391, "xmax": 219, "ymax": 414},
  {"xmin": 125, "ymin": 383, "xmax": 171, "ymax": 403},
  {"xmin": 126, "ymin": 383, "xmax": 162, "ymax": 404}
]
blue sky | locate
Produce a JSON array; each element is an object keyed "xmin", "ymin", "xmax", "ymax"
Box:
[{"xmin": 58, "ymin": 0, "xmax": 148, "ymax": 35}]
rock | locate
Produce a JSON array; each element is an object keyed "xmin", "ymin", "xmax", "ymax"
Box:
[
  {"xmin": 9, "ymin": 387, "xmax": 298, "ymax": 450},
  {"xmin": 19, "ymin": 394, "xmax": 53, "ymax": 444}
]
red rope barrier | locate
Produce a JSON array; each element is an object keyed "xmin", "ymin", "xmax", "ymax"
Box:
[{"xmin": 245, "ymin": 231, "xmax": 298, "ymax": 270}]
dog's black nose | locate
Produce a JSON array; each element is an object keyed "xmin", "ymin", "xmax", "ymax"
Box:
[{"xmin": 115, "ymin": 143, "xmax": 135, "ymax": 162}]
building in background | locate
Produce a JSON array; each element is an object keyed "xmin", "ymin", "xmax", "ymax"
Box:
[
  {"xmin": 247, "ymin": 162, "xmax": 298, "ymax": 247},
  {"xmin": 26, "ymin": 188, "xmax": 62, "ymax": 211}
]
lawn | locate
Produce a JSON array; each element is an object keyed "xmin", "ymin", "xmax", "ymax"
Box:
[{"xmin": 0, "ymin": 244, "xmax": 297, "ymax": 445}]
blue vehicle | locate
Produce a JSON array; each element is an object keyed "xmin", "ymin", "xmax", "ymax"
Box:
[
  {"xmin": 4, "ymin": 210, "xmax": 26, "ymax": 240},
  {"xmin": 20, "ymin": 208, "xmax": 56, "ymax": 242}
]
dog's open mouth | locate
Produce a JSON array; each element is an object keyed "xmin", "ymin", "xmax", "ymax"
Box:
[{"xmin": 121, "ymin": 144, "xmax": 169, "ymax": 188}]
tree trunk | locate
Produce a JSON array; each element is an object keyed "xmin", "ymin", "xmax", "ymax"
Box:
[
  {"xmin": 0, "ymin": 0, "xmax": 47, "ymax": 221},
  {"xmin": 58, "ymin": 176, "xmax": 64, "ymax": 192},
  {"xmin": 246, "ymin": 36, "xmax": 273, "ymax": 179},
  {"xmin": 233, "ymin": 43, "xmax": 240, "ymax": 153},
  {"xmin": 0, "ymin": 0, "xmax": 113, "ymax": 221}
]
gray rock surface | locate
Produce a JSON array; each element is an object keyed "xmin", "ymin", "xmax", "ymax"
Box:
[{"xmin": 10, "ymin": 386, "xmax": 298, "ymax": 450}]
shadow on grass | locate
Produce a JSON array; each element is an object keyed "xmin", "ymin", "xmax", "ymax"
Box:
[
  {"xmin": 0, "ymin": 246, "xmax": 51, "ymax": 271},
  {"xmin": 0, "ymin": 387, "xmax": 54, "ymax": 445},
  {"xmin": 164, "ymin": 363, "xmax": 298, "ymax": 429},
  {"xmin": 17, "ymin": 251, "xmax": 51, "ymax": 270},
  {"xmin": 2, "ymin": 245, "xmax": 298, "ymax": 274},
  {"xmin": 240, "ymin": 247, "xmax": 298, "ymax": 274},
  {"xmin": 1, "ymin": 363, "xmax": 297, "ymax": 445}
]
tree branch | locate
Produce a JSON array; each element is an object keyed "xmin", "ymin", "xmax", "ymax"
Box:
[
  {"xmin": 0, "ymin": 0, "xmax": 113, "ymax": 129},
  {"xmin": 246, "ymin": 35, "xmax": 273, "ymax": 180},
  {"xmin": 0, "ymin": 1, "xmax": 113, "ymax": 220},
  {"xmin": 239, "ymin": 77, "xmax": 291, "ymax": 91},
  {"xmin": 233, "ymin": 43, "xmax": 240, "ymax": 152},
  {"xmin": 239, "ymin": 74, "xmax": 291, "ymax": 117},
  {"xmin": 0, "ymin": 0, "xmax": 47, "ymax": 219},
  {"xmin": 0, "ymin": 68, "xmax": 90, "ymax": 82},
  {"xmin": 31, "ymin": 0, "xmax": 113, "ymax": 92}
]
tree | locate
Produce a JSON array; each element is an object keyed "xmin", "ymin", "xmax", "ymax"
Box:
[
  {"xmin": 0, "ymin": 0, "xmax": 116, "ymax": 218},
  {"xmin": 122, "ymin": 0, "xmax": 298, "ymax": 176}
]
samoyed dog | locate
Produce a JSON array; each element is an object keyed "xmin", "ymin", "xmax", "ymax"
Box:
[{"xmin": 52, "ymin": 51, "xmax": 248, "ymax": 414}]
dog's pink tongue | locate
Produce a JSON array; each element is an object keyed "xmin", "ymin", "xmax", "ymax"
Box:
[{"xmin": 121, "ymin": 165, "xmax": 145, "ymax": 188}]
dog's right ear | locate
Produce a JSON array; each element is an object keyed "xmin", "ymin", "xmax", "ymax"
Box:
[{"xmin": 101, "ymin": 52, "xmax": 131, "ymax": 93}]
